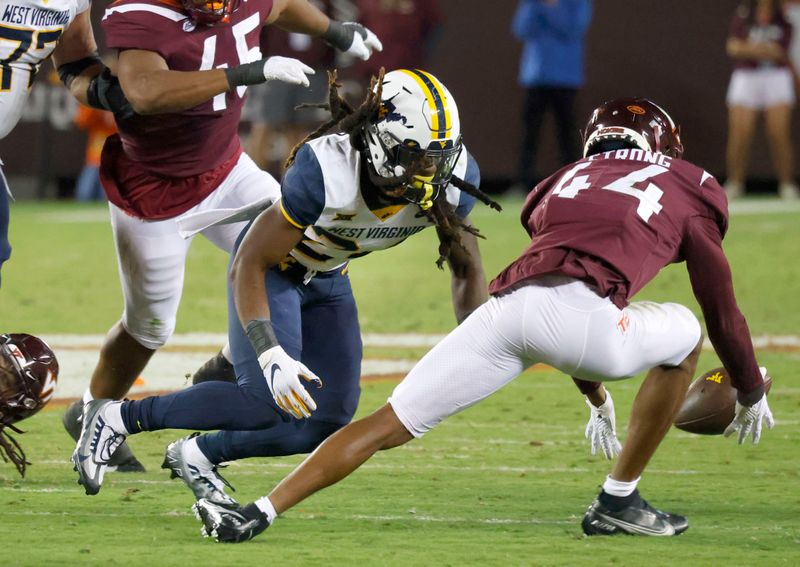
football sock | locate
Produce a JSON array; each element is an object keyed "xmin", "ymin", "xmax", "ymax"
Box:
[
  {"xmin": 598, "ymin": 476, "xmax": 641, "ymax": 511},
  {"xmin": 599, "ymin": 488, "xmax": 641, "ymax": 512},
  {"xmin": 254, "ymin": 496, "xmax": 278, "ymax": 524},
  {"xmin": 184, "ymin": 436, "xmax": 216, "ymax": 470},
  {"xmin": 82, "ymin": 389, "xmax": 94, "ymax": 405},
  {"xmin": 103, "ymin": 401, "xmax": 130, "ymax": 435},
  {"xmin": 221, "ymin": 343, "xmax": 233, "ymax": 364},
  {"xmin": 602, "ymin": 475, "xmax": 640, "ymax": 497}
]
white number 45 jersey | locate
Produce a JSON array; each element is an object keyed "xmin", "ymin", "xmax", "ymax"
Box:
[{"xmin": 0, "ymin": 0, "xmax": 88, "ymax": 139}]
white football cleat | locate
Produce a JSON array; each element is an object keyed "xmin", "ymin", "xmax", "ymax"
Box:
[{"xmin": 71, "ymin": 399, "xmax": 126, "ymax": 495}]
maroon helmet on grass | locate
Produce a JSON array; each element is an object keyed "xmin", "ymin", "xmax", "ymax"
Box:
[
  {"xmin": 582, "ymin": 98, "xmax": 684, "ymax": 159},
  {"xmin": 0, "ymin": 333, "xmax": 59, "ymax": 477}
]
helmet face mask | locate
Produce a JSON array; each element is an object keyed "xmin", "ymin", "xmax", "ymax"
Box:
[
  {"xmin": 0, "ymin": 334, "xmax": 58, "ymax": 427},
  {"xmin": 363, "ymin": 69, "xmax": 463, "ymax": 206},
  {"xmin": 582, "ymin": 98, "xmax": 683, "ymax": 160},
  {"xmin": 181, "ymin": 0, "xmax": 236, "ymax": 25}
]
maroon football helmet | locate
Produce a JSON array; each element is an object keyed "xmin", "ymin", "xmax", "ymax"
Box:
[
  {"xmin": 582, "ymin": 98, "xmax": 684, "ymax": 159},
  {"xmin": 181, "ymin": 0, "xmax": 238, "ymax": 25},
  {"xmin": 0, "ymin": 333, "xmax": 59, "ymax": 477}
]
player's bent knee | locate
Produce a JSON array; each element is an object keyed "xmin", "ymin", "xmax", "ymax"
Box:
[
  {"xmin": 373, "ymin": 404, "xmax": 414, "ymax": 450},
  {"xmin": 122, "ymin": 316, "xmax": 176, "ymax": 350}
]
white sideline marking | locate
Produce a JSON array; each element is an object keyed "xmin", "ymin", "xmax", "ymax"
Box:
[
  {"xmin": 36, "ymin": 199, "xmax": 800, "ymax": 225},
  {"xmin": 41, "ymin": 332, "xmax": 800, "ymax": 400},
  {"xmin": 42, "ymin": 332, "xmax": 800, "ymax": 351}
]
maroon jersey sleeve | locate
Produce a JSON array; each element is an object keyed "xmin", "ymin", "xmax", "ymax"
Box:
[
  {"xmin": 682, "ymin": 216, "xmax": 765, "ymax": 403},
  {"xmin": 102, "ymin": 3, "xmax": 181, "ymax": 60}
]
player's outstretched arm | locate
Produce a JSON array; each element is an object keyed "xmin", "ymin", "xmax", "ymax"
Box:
[
  {"xmin": 269, "ymin": 0, "xmax": 382, "ymax": 61},
  {"xmin": 573, "ymin": 379, "xmax": 622, "ymax": 459},
  {"xmin": 683, "ymin": 216, "xmax": 774, "ymax": 442},
  {"xmin": 115, "ymin": 49, "xmax": 229, "ymax": 115},
  {"xmin": 115, "ymin": 49, "xmax": 314, "ymax": 115},
  {"xmin": 444, "ymin": 217, "xmax": 488, "ymax": 324}
]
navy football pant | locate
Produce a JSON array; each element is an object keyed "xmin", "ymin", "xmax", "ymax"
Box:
[
  {"xmin": 121, "ymin": 257, "xmax": 362, "ymax": 464},
  {"xmin": 0, "ymin": 167, "xmax": 11, "ymax": 286}
]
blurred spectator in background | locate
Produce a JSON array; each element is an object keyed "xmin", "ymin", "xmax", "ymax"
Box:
[
  {"xmin": 511, "ymin": 0, "xmax": 592, "ymax": 194},
  {"xmin": 781, "ymin": 1, "xmax": 800, "ymax": 86},
  {"xmin": 73, "ymin": 105, "xmax": 116, "ymax": 201},
  {"xmin": 351, "ymin": 0, "xmax": 444, "ymax": 82},
  {"xmin": 726, "ymin": 0, "xmax": 799, "ymax": 200},
  {"xmin": 245, "ymin": 2, "xmax": 335, "ymax": 176}
]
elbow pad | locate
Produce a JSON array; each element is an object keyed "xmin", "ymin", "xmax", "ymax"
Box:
[{"xmin": 86, "ymin": 68, "xmax": 135, "ymax": 120}]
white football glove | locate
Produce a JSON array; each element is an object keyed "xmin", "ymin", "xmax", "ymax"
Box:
[
  {"xmin": 262, "ymin": 56, "xmax": 315, "ymax": 87},
  {"xmin": 258, "ymin": 345, "xmax": 322, "ymax": 419},
  {"xmin": 585, "ymin": 391, "xmax": 622, "ymax": 459},
  {"xmin": 338, "ymin": 22, "xmax": 383, "ymax": 60},
  {"xmin": 723, "ymin": 366, "xmax": 775, "ymax": 444}
]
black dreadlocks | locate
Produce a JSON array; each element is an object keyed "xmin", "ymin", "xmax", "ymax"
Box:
[
  {"xmin": 286, "ymin": 69, "xmax": 502, "ymax": 268},
  {"xmin": 0, "ymin": 423, "xmax": 29, "ymax": 477}
]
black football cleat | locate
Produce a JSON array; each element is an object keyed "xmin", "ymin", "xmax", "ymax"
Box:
[
  {"xmin": 192, "ymin": 350, "xmax": 236, "ymax": 385},
  {"xmin": 582, "ymin": 490, "xmax": 689, "ymax": 536},
  {"xmin": 63, "ymin": 399, "xmax": 145, "ymax": 473},
  {"xmin": 193, "ymin": 499, "xmax": 270, "ymax": 543}
]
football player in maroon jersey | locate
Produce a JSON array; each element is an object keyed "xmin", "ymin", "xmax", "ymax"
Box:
[
  {"xmin": 191, "ymin": 98, "xmax": 775, "ymax": 542},
  {"xmin": 62, "ymin": 0, "xmax": 382, "ymax": 471}
]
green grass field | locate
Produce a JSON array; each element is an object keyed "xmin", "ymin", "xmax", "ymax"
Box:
[{"xmin": 1, "ymin": 199, "xmax": 799, "ymax": 565}]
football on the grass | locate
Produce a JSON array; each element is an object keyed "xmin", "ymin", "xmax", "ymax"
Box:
[{"xmin": 674, "ymin": 367, "xmax": 772, "ymax": 435}]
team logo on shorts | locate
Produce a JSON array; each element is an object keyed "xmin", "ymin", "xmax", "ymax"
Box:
[
  {"xmin": 705, "ymin": 371, "xmax": 724, "ymax": 384},
  {"xmin": 616, "ymin": 312, "xmax": 630, "ymax": 333}
]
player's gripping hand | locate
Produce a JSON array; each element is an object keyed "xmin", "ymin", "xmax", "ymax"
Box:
[
  {"xmin": 724, "ymin": 366, "xmax": 775, "ymax": 444},
  {"xmin": 585, "ymin": 391, "xmax": 622, "ymax": 459},
  {"xmin": 322, "ymin": 21, "xmax": 383, "ymax": 60},
  {"xmin": 225, "ymin": 56, "xmax": 314, "ymax": 88},
  {"xmin": 258, "ymin": 345, "xmax": 322, "ymax": 419}
]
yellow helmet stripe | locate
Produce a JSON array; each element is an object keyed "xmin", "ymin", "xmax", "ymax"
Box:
[{"xmin": 399, "ymin": 69, "xmax": 451, "ymax": 140}]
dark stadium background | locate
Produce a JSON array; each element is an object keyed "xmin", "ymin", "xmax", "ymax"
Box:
[{"xmin": 0, "ymin": 0, "xmax": 785, "ymax": 196}]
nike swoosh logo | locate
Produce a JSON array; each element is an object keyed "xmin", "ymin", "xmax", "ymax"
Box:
[
  {"xmin": 596, "ymin": 511, "xmax": 675, "ymax": 536},
  {"xmin": 79, "ymin": 454, "xmax": 90, "ymax": 463},
  {"xmin": 270, "ymin": 364, "xmax": 281, "ymax": 389}
]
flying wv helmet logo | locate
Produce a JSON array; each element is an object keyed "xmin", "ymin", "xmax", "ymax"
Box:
[{"xmin": 378, "ymin": 96, "xmax": 412, "ymax": 129}]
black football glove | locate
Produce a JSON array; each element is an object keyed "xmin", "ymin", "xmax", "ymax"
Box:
[
  {"xmin": 321, "ymin": 21, "xmax": 382, "ymax": 60},
  {"xmin": 87, "ymin": 68, "xmax": 135, "ymax": 121}
]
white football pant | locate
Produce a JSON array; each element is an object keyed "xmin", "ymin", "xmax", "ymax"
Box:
[
  {"xmin": 389, "ymin": 276, "xmax": 702, "ymax": 438},
  {"xmin": 109, "ymin": 152, "xmax": 280, "ymax": 349}
]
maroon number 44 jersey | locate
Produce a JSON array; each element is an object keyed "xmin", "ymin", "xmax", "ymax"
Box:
[{"xmin": 489, "ymin": 149, "xmax": 763, "ymax": 396}]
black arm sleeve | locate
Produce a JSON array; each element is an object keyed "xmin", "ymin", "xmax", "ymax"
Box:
[
  {"xmin": 682, "ymin": 216, "xmax": 764, "ymax": 404},
  {"xmin": 57, "ymin": 54, "xmax": 102, "ymax": 88}
]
